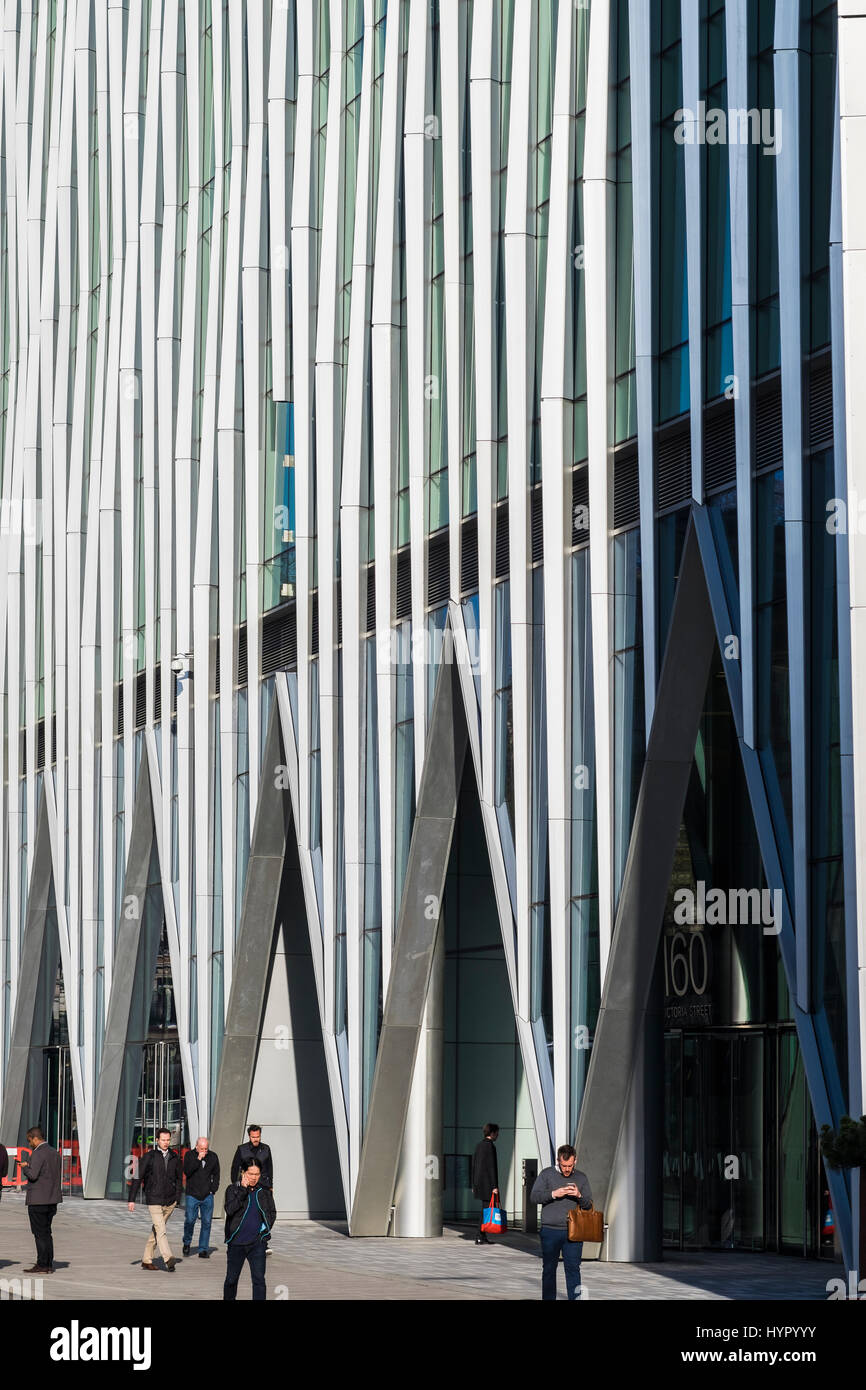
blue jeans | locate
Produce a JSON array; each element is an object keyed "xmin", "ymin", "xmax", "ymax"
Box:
[
  {"xmin": 224, "ymin": 1240, "xmax": 267, "ymax": 1301},
  {"xmin": 540, "ymin": 1226, "xmax": 583, "ymax": 1301},
  {"xmin": 183, "ymin": 1193, "xmax": 214, "ymax": 1251}
]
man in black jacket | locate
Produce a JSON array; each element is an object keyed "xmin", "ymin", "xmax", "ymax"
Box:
[
  {"xmin": 230, "ymin": 1124, "xmax": 273, "ymax": 1189},
  {"xmin": 223, "ymin": 1161, "xmax": 276, "ymax": 1301},
  {"xmin": 471, "ymin": 1123, "xmax": 500, "ymax": 1245},
  {"xmin": 22, "ymin": 1126, "xmax": 62, "ymax": 1273},
  {"xmin": 127, "ymin": 1128, "xmax": 184, "ymax": 1271},
  {"xmin": 182, "ymin": 1136, "xmax": 220, "ymax": 1257}
]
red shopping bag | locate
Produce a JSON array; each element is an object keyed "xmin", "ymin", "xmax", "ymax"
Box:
[{"xmin": 481, "ymin": 1200, "xmax": 505, "ymax": 1235}]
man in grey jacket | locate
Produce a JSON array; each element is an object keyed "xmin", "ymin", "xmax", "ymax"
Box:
[
  {"xmin": 22, "ymin": 1125, "xmax": 62, "ymax": 1274},
  {"xmin": 529, "ymin": 1144, "xmax": 593, "ymax": 1300}
]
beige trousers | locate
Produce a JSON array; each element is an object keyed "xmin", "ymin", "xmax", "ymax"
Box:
[{"xmin": 143, "ymin": 1202, "xmax": 176, "ymax": 1263}]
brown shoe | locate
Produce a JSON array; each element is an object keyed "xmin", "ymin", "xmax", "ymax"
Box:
[
  {"xmin": 141, "ymin": 1262, "xmax": 157, "ymax": 1270},
  {"xmin": 24, "ymin": 1265, "xmax": 49, "ymax": 1274},
  {"xmin": 164, "ymin": 1258, "xmax": 176, "ymax": 1272}
]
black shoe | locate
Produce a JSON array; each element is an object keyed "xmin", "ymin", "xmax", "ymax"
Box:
[
  {"xmin": 474, "ymin": 1236, "xmax": 490, "ymax": 1246},
  {"xmin": 183, "ymin": 1245, "xmax": 191, "ymax": 1256},
  {"xmin": 198, "ymin": 1250, "xmax": 209, "ymax": 1258},
  {"xmin": 164, "ymin": 1258, "xmax": 177, "ymax": 1272}
]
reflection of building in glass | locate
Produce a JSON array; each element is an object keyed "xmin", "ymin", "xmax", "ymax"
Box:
[{"xmin": 0, "ymin": 0, "xmax": 861, "ymax": 1275}]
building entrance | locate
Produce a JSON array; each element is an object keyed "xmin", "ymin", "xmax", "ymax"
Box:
[
  {"xmin": 132, "ymin": 1040, "xmax": 188, "ymax": 1154},
  {"xmin": 663, "ymin": 1026, "xmax": 837, "ymax": 1258},
  {"xmin": 40, "ymin": 1045, "xmax": 80, "ymax": 1194}
]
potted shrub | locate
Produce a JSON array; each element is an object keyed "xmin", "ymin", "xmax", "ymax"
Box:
[{"xmin": 820, "ymin": 1116, "xmax": 866, "ymax": 1288}]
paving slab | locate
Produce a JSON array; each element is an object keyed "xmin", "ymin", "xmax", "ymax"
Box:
[{"xmin": 0, "ymin": 1194, "xmax": 838, "ymax": 1300}]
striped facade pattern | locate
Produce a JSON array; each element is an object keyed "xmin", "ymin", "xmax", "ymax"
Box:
[{"xmin": 0, "ymin": 0, "xmax": 863, "ymax": 1259}]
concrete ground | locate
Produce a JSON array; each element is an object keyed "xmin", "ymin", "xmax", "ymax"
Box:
[{"xmin": 0, "ymin": 1193, "xmax": 838, "ymax": 1300}]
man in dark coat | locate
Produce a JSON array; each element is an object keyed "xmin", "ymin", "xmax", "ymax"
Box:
[
  {"xmin": 182, "ymin": 1136, "xmax": 221, "ymax": 1257},
  {"xmin": 22, "ymin": 1125, "xmax": 62, "ymax": 1273},
  {"xmin": 223, "ymin": 1161, "xmax": 276, "ymax": 1301},
  {"xmin": 471, "ymin": 1123, "xmax": 500, "ymax": 1245},
  {"xmin": 127, "ymin": 1128, "xmax": 184, "ymax": 1271},
  {"xmin": 0, "ymin": 1140, "xmax": 8, "ymax": 1199},
  {"xmin": 230, "ymin": 1124, "xmax": 273, "ymax": 1189}
]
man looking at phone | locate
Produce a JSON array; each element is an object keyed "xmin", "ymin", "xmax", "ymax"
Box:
[{"xmin": 529, "ymin": 1144, "xmax": 594, "ymax": 1300}]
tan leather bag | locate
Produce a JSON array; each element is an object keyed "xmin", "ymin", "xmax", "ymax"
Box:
[{"xmin": 567, "ymin": 1204, "xmax": 604, "ymax": 1243}]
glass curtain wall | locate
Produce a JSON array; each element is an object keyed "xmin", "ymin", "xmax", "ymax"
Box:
[
  {"xmin": 614, "ymin": 0, "xmax": 636, "ymax": 442},
  {"xmin": 702, "ymin": 0, "xmax": 732, "ymax": 400},
  {"xmin": 569, "ymin": 547, "xmax": 599, "ymax": 1132},
  {"xmin": 654, "ymin": 0, "xmax": 689, "ymax": 422},
  {"xmin": 611, "ymin": 529, "xmax": 644, "ymax": 906}
]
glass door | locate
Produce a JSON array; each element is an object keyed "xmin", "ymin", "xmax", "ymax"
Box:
[
  {"xmin": 41, "ymin": 1046, "xmax": 80, "ymax": 1195},
  {"xmin": 672, "ymin": 1029, "xmax": 765, "ymax": 1250},
  {"xmin": 132, "ymin": 1040, "xmax": 188, "ymax": 1159}
]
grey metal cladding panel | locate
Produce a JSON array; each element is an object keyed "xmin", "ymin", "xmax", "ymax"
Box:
[
  {"xmin": 601, "ymin": 761, "xmax": 695, "ymax": 1020},
  {"xmin": 349, "ymin": 1025, "xmax": 426, "ymax": 1235},
  {"xmin": 386, "ymin": 817, "xmax": 460, "ymax": 1029},
  {"xmin": 213, "ymin": 1037, "xmax": 260, "ymax": 1099},
  {"xmin": 210, "ymin": 702, "xmax": 292, "ymax": 1205},
  {"xmin": 350, "ymin": 656, "xmax": 469, "ymax": 1234},
  {"xmin": 231, "ymin": 856, "xmax": 289, "ymax": 1027},
  {"xmin": 575, "ymin": 512, "xmax": 716, "ymax": 1208},
  {"xmin": 0, "ymin": 797, "xmax": 56, "ymax": 1141},
  {"xmin": 85, "ymin": 763, "xmax": 159, "ymax": 1196},
  {"xmin": 647, "ymin": 522, "xmax": 716, "ymax": 762}
]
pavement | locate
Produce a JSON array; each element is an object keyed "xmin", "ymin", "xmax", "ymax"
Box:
[{"xmin": 0, "ymin": 1193, "xmax": 840, "ymax": 1300}]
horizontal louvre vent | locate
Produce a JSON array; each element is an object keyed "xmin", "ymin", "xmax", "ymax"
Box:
[
  {"xmin": 615, "ymin": 446, "xmax": 642, "ymax": 527},
  {"xmin": 427, "ymin": 530, "xmax": 449, "ymax": 608},
  {"xmin": 654, "ymin": 426, "xmax": 690, "ymax": 514},
  {"xmin": 808, "ymin": 359, "xmax": 833, "ymax": 451},
  {"xmin": 155, "ymin": 676, "xmax": 162, "ymax": 723},
  {"xmin": 365, "ymin": 565, "xmax": 376, "ymax": 633},
  {"xmin": 36, "ymin": 720, "xmax": 45, "ymax": 770},
  {"xmin": 754, "ymin": 379, "xmax": 783, "ymax": 470},
  {"xmin": 238, "ymin": 624, "xmax": 248, "ymax": 685},
  {"xmin": 396, "ymin": 548, "xmax": 412, "ymax": 619},
  {"xmin": 495, "ymin": 504, "xmax": 509, "ymax": 579},
  {"xmin": 461, "ymin": 518, "xmax": 478, "ymax": 593},
  {"xmin": 262, "ymin": 602, "xmax": 297, "ymax": 674},
  {"xmin": 335, "ymin": 580, "xmax": 343, "ymax": 647},
  {"xmin": 703, "ymin": 402, "xmax": 736, "ymax": 494},
  {"xmin": 115, "ymin": 685, "xmax": 123, "ymax": 738},
  {"xmin": 572, "ymin": 466, "xmax": 589, "ymax": 545},
  {"xmin": 310, "ymin": 591, "xmax": 319, "ymax": 656},
  {"xmin": 531, "ymin": 488, "xmax": 543, "ymax": 564},
  {"xmin": 135, "ymin": 671, "xmax": 147, "ymax": 729}
]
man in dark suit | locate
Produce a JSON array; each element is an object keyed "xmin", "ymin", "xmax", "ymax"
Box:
[
  {"xmin": 0, "ymin": 1140, "xmax": 8, "ymax": 1199},
  {"xmin": 471, "ymin": 1123, "xmax": 500, "ymax": 1245},
  {"xmin": 22, "ymin": 1125, "xmax": 62, "ymax": 1273}
]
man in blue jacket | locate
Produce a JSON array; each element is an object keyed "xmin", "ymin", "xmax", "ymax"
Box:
[
  {"xmin": 529, "ymin": 1144, "xmax": 593, "ymax": 1300},
  {"xmin": 223, "ymin": 1161, "xmax": 276, "ymax": 1301}
]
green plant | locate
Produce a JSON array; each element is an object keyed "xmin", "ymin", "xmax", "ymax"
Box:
[{"xmin": 820, "ymin": 1116, "xmax": 866, "ymax": 1170}]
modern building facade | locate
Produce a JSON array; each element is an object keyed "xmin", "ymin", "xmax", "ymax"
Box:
[{"xmin": 0, "ymin": 0, "xmax": 864, "ymax": 1272}]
